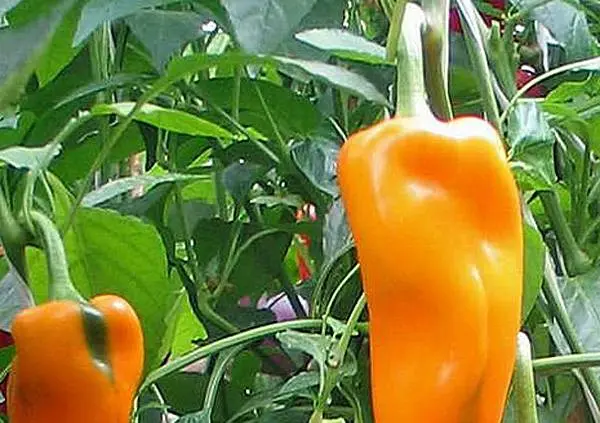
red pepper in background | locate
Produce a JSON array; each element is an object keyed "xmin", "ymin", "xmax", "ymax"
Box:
[
  {"xmin": 0, "ymin": 330, "xmax": 12, "ymax": 415},
  {"xmin": 449, "ymin": 0, "xmax": 506, "ymax": 33},
  {"xmin": 295, "ymin": 204, "xmax": 317, "ymax": 281},
  {"xmin": 515, "ymin": 65, "xmax": 546, "ymax": 97}
]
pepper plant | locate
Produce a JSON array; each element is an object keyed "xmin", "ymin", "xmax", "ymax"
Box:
[{"xmin": 0, "ymin": 0, "xmax": 599, "ymax": 422}]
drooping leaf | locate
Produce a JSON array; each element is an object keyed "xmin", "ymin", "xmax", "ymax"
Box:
[
  {"xmin": 125, "ymin": 10, "xmax": 210, "ymax": 71},
  {"xmin": 322, "ymin": 199, "xmax": 352, "ymax": 265},
  {"xmin": 0, "ymin": 143, "xmax": 61, "ymax": 170},
  {"xmin": 35, "ymin": 0, "xmax": 83, "ymax": 86},
  {"xmin": 274, "ymin": 56, "xmax": 390, "ymax": 106},
  {"xmin": 83, "ymin": 174, "xmax": 204, "ymax": 207},
  {"xmin": 73, "ymin": 0, "xmax": 182, "ymax": 45},
  {"xmin": 0, "ymin": 0, "xmax": 78, "ymax": 108},
  {"xmin": 170, "ymin": 294, "xmax": 208, "ymax": 358},
  {"xmin": 51, "ymin": 124, "xmax": 145, "ymax": 184},
  {"xmin": 513, "ymin": 0, "xmax": 599, "ymax": 61},
  {"xmin": 92, "ymin": 102, "xmax": 235, "ymax": 139},
  {"xmin": 220, "ymin": 0, "xmax": 317, "ymax": 54},
  {"xmin": 295, "ymin": 29, "xmax": 389, "ymax": 65},
  {"xmin": 521, "ymin": 208, "xmax": 545, "ymax": 321},
  {"xmin": 276, "ymin": 330, "xmax": 330, "ymax": 368},
  {"xmin": 291, "ymin": 138, "xmax": 340, "ymax": 197},
  {"xmin": 508, "ymin": 101, "xmax": 556, "ymax": 190},
  {"xmin": 197, "ymin": 78, "xmax": 323, "ymax": 138}
]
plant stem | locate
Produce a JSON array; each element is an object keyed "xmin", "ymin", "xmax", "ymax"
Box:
[
  {"xmin": 312, "ymin": 293, "xmax": 367, "ymax": 421},
  {"xmin": 539, "ymin": 191, "xmax": 591, "ymax": 276},
  {"xmin": 30, "ymin": 211, "xmax": 83, "ymax": 302},
  {"xmin": 312, "ymin": 243, "xmax": 355, "ymax": 317},
  {"xmin": 322, "ymin": 263, "xmax": 361, "ymax": 335},
  {"xmin": 173, "ymin": 177, "xmax": 239, "ymax": 335},
  {"xmin": 232, "ymin": 66, "xmax": 242, "ymax": 122},
  {"xmin": 140, "ymin": 318, "xmax": 324, "ymax": 391},
  {"xmin": 534, "ymin": 352, "xmax": 600, "ymax": 375},
  {"xmin": 212, "ymin": 141, "xmax": 228, "ymax": 220},
  {"xmin": 422, "ymin": 0, "xmax": 453, "ymax": 120},
  {"xmin": 393, "ymin": 4, "xmax": 430, "ymax": 118},
  {"xmin": 385, "ymin": 0, "xmax": 409, "ymax": 62},
  {"xmin": 513, "ymin": 332, "xmax": 539, "ymax": 423},
  {"xmin": 542, "ymin": 256, "xmax": 600, "ymax": 404},
  {"xmin": 575, "ymin": 142, "xmax": 592, "ymax": 241},
  {"xmin": 456, "ymin": 0, "xmax": 502, "ymax": 131}
]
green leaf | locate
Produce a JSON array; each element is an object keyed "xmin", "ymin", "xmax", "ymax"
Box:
[
  {"xmin": 518, "ymin": 0, "xmax": 598, "ymax": 61},
  {"xmin": 92, "ymin": 102, "xmax": 235, "ymax": 139},
  {"xmin": 276, "ymin": 330, "xmax": 330, "ymax": 368},
  {"xmin": 522, "ymin": 209, "xmax": 545, "ymax": 321},
  {"xmin": 275, "ymin": 0, "xmax": 345, "ymax": 61},
  {"xmin": 295, "ymin": 29, "xmax": 389, "ymax": 65},
  {"xmin": 83, "ymin": 174, "xmax": 204, "ymax": 207},
  {"xmin": 0, "ymin": 0, "xmax": 23, "ymax": 16},
  {"xmin": 0, "ymin": 345, "xmax": 14, "ymax": 374},
  {"xmin": 0, "ymin": 143, "xmax": 61, "ymax": 169},
  {"xmin": 508, "ymin": 102, "xmax": 556, "ymax": 190},
  {"xmin": 0, "ymin": 264, "xmax": 33, "ymax": 332},
  {"xmin": 323, "ymin": 199, "xmax": 352, "ymax": 264},
  {"xmin": 222, "ymin": 161, "xmax": 266, "ymax": 204},
  {"xmin": 54, "ymin": 74, "xmax": 151, "ymax": 109},
  {"xmin": 291, "ymin": 138, "xmax": 340, "ymax": 197},
  {"xmin": 161, "ymin": 53, "xmax": 388, "ymax": 106},
  {"xmin": 557, "ymin": 267, "xmax": 600, "ymax": 359},
  {"xmin": 73, "ymin": 0, "xmax": 182, "ymax": 46},
  {"xmin": 125, "ymin": 10, "xmax": 209, "ymax": 71},
  {"xmin": 35, "ymin": 0, "xmax": 83, "ymax": 86},
  {"xmin": 192, "ymin": 220, "xmax": 292, "ymax": 299},
  {"xmin": 278, "ymin": 371, "xmax": 319, "ymax": 395},
  {"xmin": 273, "ymin": 56, "xmax": 389, "ymax": 106},
  {"xmin": 51, "ymin": 124, "xmax": 144, "ymax": 184},
  {"xmin": 197, "ymin": 78, "xmax": 322, "ymax": 138},
  {"xmin": 171, "ymin": 294, "xmax": 208, "ymax": 358},
  {"xmin": 0, "ymin": 0, "xmax": 78, "ymax": 108},
  {"xmin": 220, "ymin": 0, "xmax": 317, "ymax": 54},
  {"xmin": 28, "ymin": 205, "xmax": 179, "ymax": 372}
]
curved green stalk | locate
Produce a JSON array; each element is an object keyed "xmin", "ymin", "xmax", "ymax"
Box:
[
  {"xmin": 500, "ymin": 56, "xmax": 600, "ymax": 125},
  {"xmin": 139, "ymin": 318, "xmax": 323, "ymax": 392},
  {"xmin": 422, "ymin": 0, "xmax": 453, "ymax": 120},
  {"xmin": 543, "ymin": 256, "xmax": 600, "ymax": 405},
  {"xmin": 393, "ymin": 4, "xmax": 430, "ymax": 118},
  {"xmin": 533, "ymin": 352, "xmax": 600, "ymax": 375},
  {"xmin": 513, "ymin": 333, "xmax": 539, "ymax": 423},
  {"xmin": 30, "ymin": 211, "xmax": 82, "ymax": 302},
  {"xmin": 311, "ymin": 293, "xmax": 367, "ymax": 422},
  {"xmin": 538, "ymin": 191, "xmax": 591, "ymax": 276},
  {"xmin": 456, "ymin": 0, "xmax": 502, "ymax": 131}
]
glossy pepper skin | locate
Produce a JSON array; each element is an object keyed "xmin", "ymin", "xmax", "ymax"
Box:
[
  {"xmin": 8, "ymin": 294, "xmax": 144, "ymax": 423},
  {"xmin": 337, "ymin": 115, "xmax": 523, "ymax": 422}
]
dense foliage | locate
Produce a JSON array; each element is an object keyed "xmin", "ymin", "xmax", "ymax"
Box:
[{"xmin": 1, "ymin": 0, "xmax": 600, "ymax": 421}]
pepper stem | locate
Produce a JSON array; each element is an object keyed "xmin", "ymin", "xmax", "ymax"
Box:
[
  {"xmin": 513, "ymin": 332, "xmax": 539, "ymax": 423},
  {"xmin": 392, "ymin": 3, "xmax": 430, "ymax": 118},
  {"xmin": 538, "ymin": 191, "xmax": 591, "ymax": 276},
  {"xmin": 30, "ymin": 210, "xmax": 84, "ymax": 303}
]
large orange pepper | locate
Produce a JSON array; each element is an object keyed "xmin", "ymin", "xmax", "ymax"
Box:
[
  {"xmin": 337, "ymin": 115, "xmax": 523, "ymax": 422},
  {"xmin": 6, "ymin": 211, "xmax": 144, "ymax": 422}
]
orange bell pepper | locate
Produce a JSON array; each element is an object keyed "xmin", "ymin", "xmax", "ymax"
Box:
[{"xmin": 337, "ymin": 114, "xmax": 523, "ymax": 422}]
